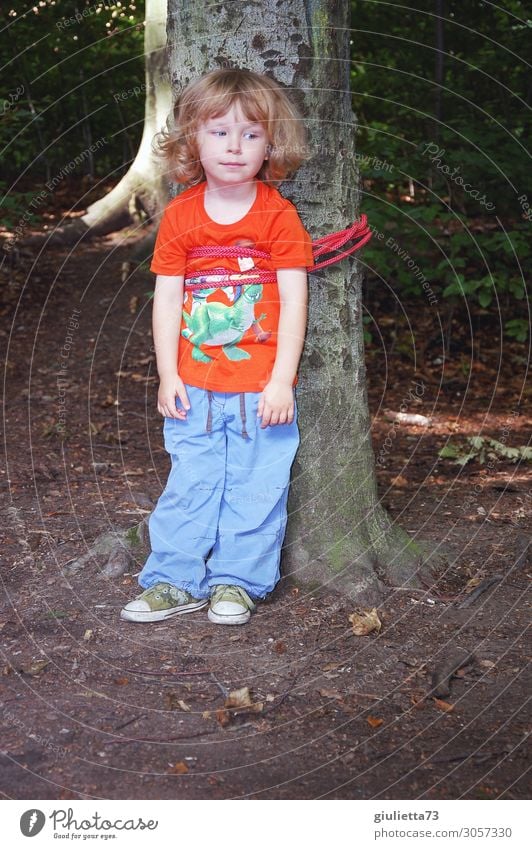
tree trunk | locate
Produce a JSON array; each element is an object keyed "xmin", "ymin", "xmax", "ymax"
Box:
[
  {"xmin": 28, "ymin": 0, "xmax": 172, "ymax": 248},
  {"xmin": 164, "ymin": 0, "xmax": 439, "ymax": 603}
]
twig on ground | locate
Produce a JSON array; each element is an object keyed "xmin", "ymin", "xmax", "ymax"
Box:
[
  {"xmin": 457, "ymin": 574, "xmax": 503, "ymax": 608},
  {"xmin": 209, "ymin": 672, "xmax": 229, "ymax": 698},
  {"xmin": 114, "ymin": 714, "xmax": 146, "ymax": 731},
  {"xmin": 429, "ymin": 648, "xmax": 476, "ymax": 698},
  {"xmin": 121, "ymin": 667, "xmax": 213, "ymax": 678}
]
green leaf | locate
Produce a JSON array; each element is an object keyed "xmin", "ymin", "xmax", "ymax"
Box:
[
  {"xmin": 438, "ymin": 444, "xmax": 459, "ymax": 458},
  {"xmin": 478, "ymin": 289, "xmax": 492, "ymax": 308}
]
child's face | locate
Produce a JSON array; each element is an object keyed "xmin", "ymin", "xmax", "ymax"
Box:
[{"xmin": 196, "ymin": 101, "xmax": 269, "ymax": 188}]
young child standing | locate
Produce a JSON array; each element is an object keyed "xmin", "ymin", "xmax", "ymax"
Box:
[{"xmin": 121, "ymin": 67, "xmax": 313, "ymax": 626}]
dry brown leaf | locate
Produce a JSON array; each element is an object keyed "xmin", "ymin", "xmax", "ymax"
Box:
[
  {"xmin": 480, "ymin": 659, "xmax": 496, "ymax": 669},
  {"xmin": 168, "ymin": 761, "xmax": 188, "ymax": 774},
  {"xmin": 165, "ymin": 693, "xmax": 191, "ymax": 711},
  {"xmin": 391, "ymin": 474, "xmax": 408, "ymax": 487},
  {"xmin": 129, "ymin": 296, "xmax": 139, "ymax": 314},
  {"xmin": 114, "ymin": 676, "xmax": 129, "ymax": 686},
  {"xmin": 464, "ymin": 573, "xmax": 485, "ymax": 592},
  {"xmin": 21, "ymin": 659, "xmax": 49, "ymax": 676},
  {"xmin": 215, "ymin": 708, "xmax": 231, "ymax": 727},
  {"xmin": 323, "ymin": 662, "xmax": 341, "ymax": 672},
  {"xmin": 274, "ymin": 640, "xmax": 287, "ymax": 654},
  {"xmin": 319, "ymin": 688, "xmax": 343, "ymax": 700},
  {"xmin": 224, "ymin": 686, "xmax": 253, "ymax": 709},
  {"xmin": 410, "ymin": 692, "xmax": 426, "ymax": 709},
  {"xmin": 83, "ymin": 629, "xmax": 93, "ymax": 642},
  {"xmin": 349, "ymin": 607, "xmax": 382, "ymax": 636},
  {"xmin": 224, "ymin": 687, "xmax": 264, "ymax": 716},
  {"xmin": 367, "ymin": 715, "xmax": 384, "ymax": 728},
  {"xmin": 433, "ymin": 697, "xmax": 454, "ymax": 712}
]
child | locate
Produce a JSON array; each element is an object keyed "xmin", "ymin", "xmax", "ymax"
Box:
[{"xmin": 121, "ymin": 67, "xmax": 314, "ymax": 626}]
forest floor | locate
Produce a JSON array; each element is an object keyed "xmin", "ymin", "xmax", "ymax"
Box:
[{"xmin": 0, "ymin": 196, "xmax": 530, "ymax": 801}]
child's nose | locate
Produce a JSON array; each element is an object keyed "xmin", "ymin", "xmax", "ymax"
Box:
[{"xmin": 226, "ymin": 131, "xmax": 242, "ymax": 153}]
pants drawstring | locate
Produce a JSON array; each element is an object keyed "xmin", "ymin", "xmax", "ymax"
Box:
[
  {"xmin": 239, "ymin": 392, "xmax": 249, "ymax": 440},
  {"xmin": 206, "ymin": 390, "xmax": 213, "ymax": 435},
  {"xmin": 205, "ymin": 390, "xmax": 249, "ymax": 440}
]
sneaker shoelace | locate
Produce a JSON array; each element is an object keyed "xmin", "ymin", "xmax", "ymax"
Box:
[{"xmin": 213, "ymin": 585, "xmax": 253, "ymax": 609}]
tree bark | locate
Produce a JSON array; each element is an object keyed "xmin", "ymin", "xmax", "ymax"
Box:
[
  {"xmin": 27, "ymin": 0, "xmax": 172, "ymax": 248},
  {"xmin": 163, "ymin": 0, "xmax": 439, "ymax": 603}
]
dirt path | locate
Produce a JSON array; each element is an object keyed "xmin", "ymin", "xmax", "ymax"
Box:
[{"xmin": 0, "ymin": 229, "xmax": 530, "ymax": 800}]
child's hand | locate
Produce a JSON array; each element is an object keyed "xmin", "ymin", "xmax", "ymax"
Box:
[
  {"xmin": 157, "ymin": 375, "xmax": 190, "ymax": 419},
  {"xmin": 257, "ymin": 379, "xmax": 294, "ymax": 428}
]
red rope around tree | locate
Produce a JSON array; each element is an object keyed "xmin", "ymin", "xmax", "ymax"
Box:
[{"xmin": 184, "ymin": 214, "xmax": 372, "ymax": 290}]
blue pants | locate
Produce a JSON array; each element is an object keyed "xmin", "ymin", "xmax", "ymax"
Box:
[{"xmin": 139, "ymin": 384, "xmax": 300, "ymax": 599}]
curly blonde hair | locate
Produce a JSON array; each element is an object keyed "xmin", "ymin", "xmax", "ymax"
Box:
[{"xmin": 154, "ymin": 67, "xmax": 310, "ymax": 186}]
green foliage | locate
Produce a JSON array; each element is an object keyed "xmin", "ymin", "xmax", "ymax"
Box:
[
  {"xmin": 1, "ymin": 1, "xmax": 145, "ymax": 179},
  {"xmin": 0, "ymin": 180, "xmax": 37, "ymax": 227},
  {"xmin": 504, "ymin": 318, "xmax": 529, "ymax": 342},
  {"xmin": 439, "ymin": 436, "xmax": 532, "ymax": 466},
  {"xmin": 352, "ymin": 0, "xmax": 530, "ymax": 340}
]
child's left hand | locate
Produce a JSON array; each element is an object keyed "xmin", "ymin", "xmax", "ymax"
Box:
[{"xmin": 257, "ymin": 379, "xmax": 295, "ymax": 428}]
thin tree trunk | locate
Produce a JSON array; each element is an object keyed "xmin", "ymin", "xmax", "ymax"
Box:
[
  {"xmin": 435, "ymin": 0, "xmax": 445, "ymax": 135},
  {"xmin": 26, "ymin": 0, "xmax": 172, "ymax": 248}
]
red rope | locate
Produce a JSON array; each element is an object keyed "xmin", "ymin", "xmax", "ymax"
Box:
[{"xmin": 184, "ymin": 215, "xmax": 371, "ymax": 289}]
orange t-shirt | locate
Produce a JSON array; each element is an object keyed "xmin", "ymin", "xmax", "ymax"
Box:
[{"xmin": 149, "ymin": 179, "xmax": 314, "ymax": 392}]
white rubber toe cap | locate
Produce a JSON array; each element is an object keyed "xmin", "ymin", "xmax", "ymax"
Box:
[
  {"xmin": 120, "ymin": 599, "xmax": 163, "ymax": 622},
  {"xmin": 208, "ymin": 600, "xmax": 250, "ymax": 625},
  {"xmin": 124, "ymin": 600, "xmax": 150, "ymax": 613},
  {"xmin": 212, "ymin": 601, "xmax": 245, "ymax": 616}
]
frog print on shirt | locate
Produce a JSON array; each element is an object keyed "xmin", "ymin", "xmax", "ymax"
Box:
[{"xmin": 181, "ymin": 239, "xmax": 272, "ymax": 362}]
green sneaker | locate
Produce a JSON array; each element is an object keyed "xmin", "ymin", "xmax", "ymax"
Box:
[
  {"xmin": 120, "ymin": 582, "xmax": 208, "ymax": 623},
  {"xmin": 208, "ymin": 584, "xmax": 256, "ymax": 626}
]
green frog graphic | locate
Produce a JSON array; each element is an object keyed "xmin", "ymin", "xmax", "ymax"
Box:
[
  {"xmin": 182, "ymin": 284, "xmax": 268, "ymax": 361},
  {"xmin": 181, "ymin": 239, "xmax": 272, "ymax": 362}
]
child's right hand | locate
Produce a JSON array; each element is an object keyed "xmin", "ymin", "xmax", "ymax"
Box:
[{"xmin": 157, "ymin": 375, "xmax": 191, "ymax": 419}]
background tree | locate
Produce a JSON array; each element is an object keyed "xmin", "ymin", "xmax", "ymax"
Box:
[{"xmin": 1, "ymin": 0, "xmax": 171, "ymax": 246}]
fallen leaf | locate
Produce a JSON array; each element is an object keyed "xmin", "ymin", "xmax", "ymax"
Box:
[
  {"xmin": 319, "ymin": 687, "xmax": 343, "ymax": 700},
  {"xmin": 83, "ymin": 629, "xmax": 93, "ymax": 642},
  {"xmin": 349, "ymin": 607, "xmax": 382, "ymax": 636},
  {"xmin": 367, "ymin": 715, "xmax": 384, "ymax": 728},
  {"xmin": 114, "ymin": 677, "xmax": 130, "ymax": 686},
  {"xmin": 410, "ymin": 692, "xmax": 426, "ymax": 709},
  {"xmin": 274, "ymin": 640, "xmax": 287, "ymax": 654},
  {"xmin": 391, "ymin": 474, "xmax": 408, "ymax": 487},
  {"xmin": 433, "ymin": 697, "xmax": 454, "ymax": 712},
  {"xmin": 129, "ymin": 296, "xmax": 139, "ymax": 314},
  {"xmin": 165, "ymin": 693, "xmax": 191, "ymax": 711},
  {"xmin": 480, "ymin": 659, "xmax": 496, "ymax": 669},
  {"xmin": 464, "ymin": 574, "xmax": 485, "ymax": 592},
  {"xmin": 223, "ymin": 687, "xmax": 264, "ymax": 717},
  {"xmin": 215, "ymin": 708, "xmax": 231, "ymax": 727},
  {"xmin": 21, "ymin": 659, "xmax": 50, "ymax": 676},
  {"xmin": 167, "ymin": 761, "xmax": 188, "ymax": 774}
]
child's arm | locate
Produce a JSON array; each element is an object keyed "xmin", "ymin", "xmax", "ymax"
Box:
[
  {"xmin": 152, "ymin": 274, "xmax": 190, "ymax": 419},
  {"xmin": 258, "ymin": 267, "xmax": 308, "ymax": 428}
]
